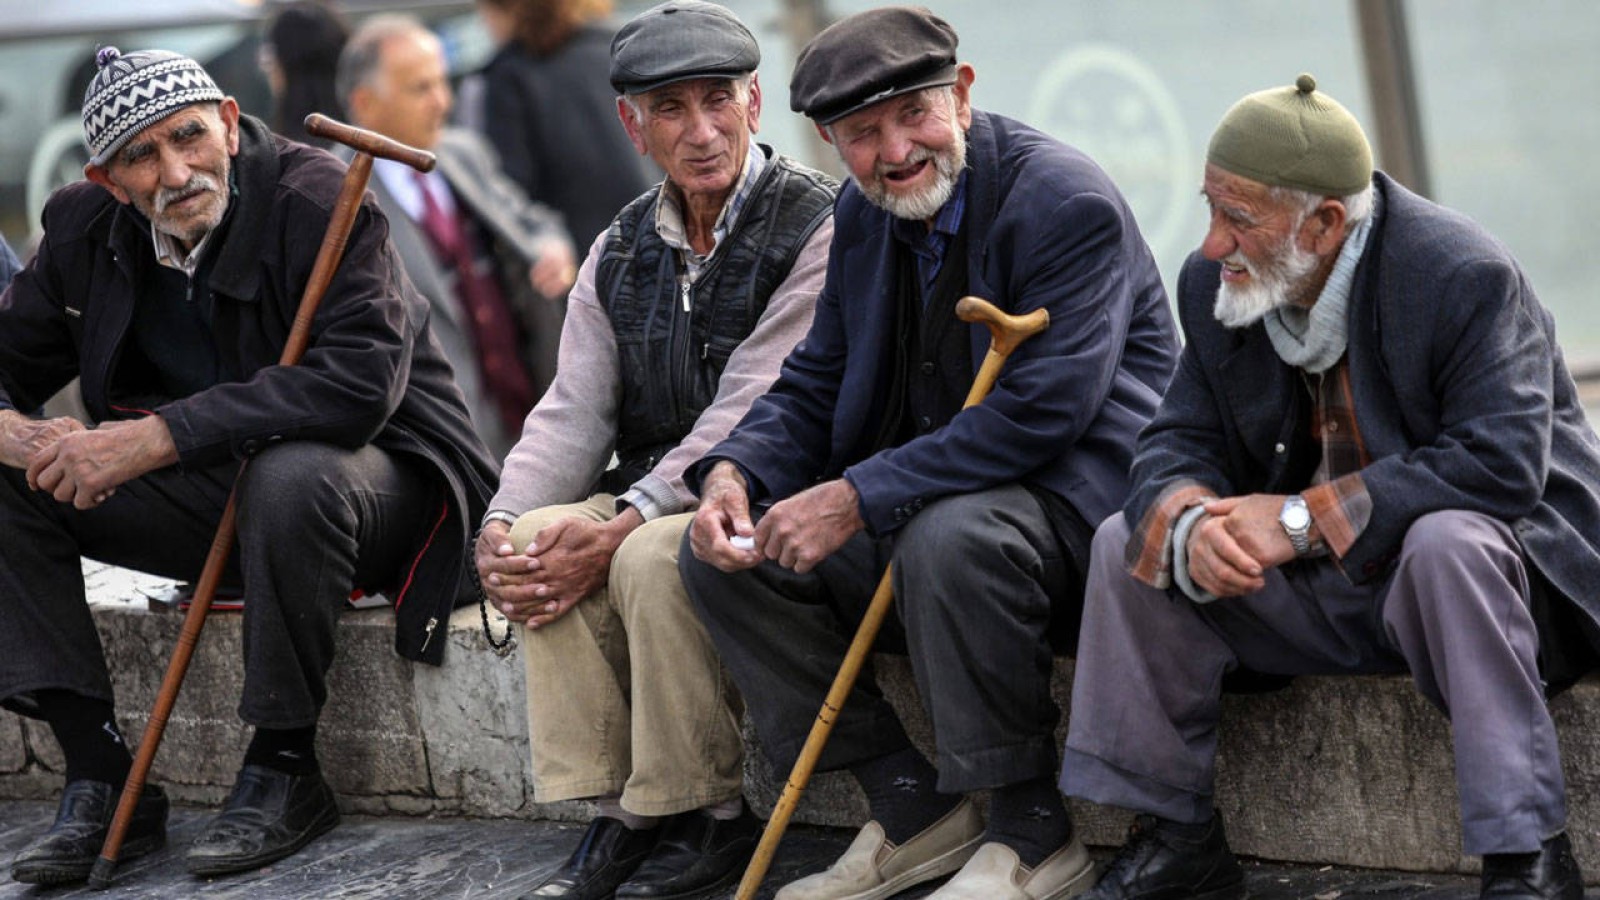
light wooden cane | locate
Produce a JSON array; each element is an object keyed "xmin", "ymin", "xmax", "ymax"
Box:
[
  {"xmin": 735, "ymin": 296, "xmax": 1050, "ymax": 899},
  {"xmin": 89, "ymin": 115, "xmax": 435, "ymax": 890}
]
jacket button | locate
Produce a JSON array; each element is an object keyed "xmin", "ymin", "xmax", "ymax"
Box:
[
  {"xmin": 917, "ymin": 415, "xmax": 932, "ymax": 431},
  {"xmin": 920, "ymin": 361, "xmax": 936, "ymax": 376},
  {"xmin": 1274, "ymin": 442, "xmax": 1286, "ymax": 454},
  {"xmin": 241, "ymin": 439, "xmax": 261, "ymax": 456}
]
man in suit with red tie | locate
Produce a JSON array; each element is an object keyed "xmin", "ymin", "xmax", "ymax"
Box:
[{"xmin": 339, "ymin": 14, "xmax": 576, "ymax": 456}]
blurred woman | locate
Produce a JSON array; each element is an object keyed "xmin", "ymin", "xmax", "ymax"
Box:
[
  {"xmin": 470, "ymin": 0, "xmax": 653, "ymax": 249},
  {"xmin": 260, "ymin": 1, "xmax": 350, "ymax": 148}
]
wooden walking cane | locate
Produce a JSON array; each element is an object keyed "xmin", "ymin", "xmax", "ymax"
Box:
[
  {"xmin": 88, "ymin": 114, "xmax": 436, "ymax": 890},
  {"xmin": 735, "ymin": 296, "xmax": 1051, "ymax": 900}
]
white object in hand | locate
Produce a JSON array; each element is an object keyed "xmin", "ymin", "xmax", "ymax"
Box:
[{"xmin": 730, "ymin": 535, "xmax": 756, "ymax": 551}]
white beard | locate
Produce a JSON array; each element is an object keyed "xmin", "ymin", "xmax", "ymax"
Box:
[
  {"xmin": 1213, "ymin": 238, "xmax": 1321, "ymax": 329},
  {"xmin": 855, "ymin": 118, "xmax": 967, "ymax": 221}
]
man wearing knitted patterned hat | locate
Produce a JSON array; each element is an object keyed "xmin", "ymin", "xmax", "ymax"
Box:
[
  {"xmin": 1060, "ymin": 74, "xmax": 1600, "ymax": 900},
  {"xmin": 0, "ymin": 48, "xmax": 496, "ymax": 882}
]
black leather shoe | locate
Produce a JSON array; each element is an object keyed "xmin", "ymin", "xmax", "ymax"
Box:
[
  {"xmin": 616, "ymin": 805, "xmax": 762, "ymax": 899},
  {"xmin": 1481, "ymin": 832, "xmax": 1583, "ymax": 900},
  {"xmin": 186, "ymin": 765, "xmax": 339, "ymax": 877},
  {"xmin": 521, "ymin": 816, "xmax": 662, "ymax": 899},
  {"xmin": 10, "ymin": 780, "xmax": 168, "ymax": 885},
  {"xmin": 1083, "ymin": 813, "xmax": 1246, "ymax": 900}
]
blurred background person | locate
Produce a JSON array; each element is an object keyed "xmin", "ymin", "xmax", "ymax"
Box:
[
  {"xmin": 339, "ymin": 15, "xmax": 577, "ymax": 458},
  {"xmin": 259, "ymin": 0, "xmax": 350, "ymax": 149},
  {"xmin": 468, "ymin": 0, "xmax": 654, "ymax": 250}
]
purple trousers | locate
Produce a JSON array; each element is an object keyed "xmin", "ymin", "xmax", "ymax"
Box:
[{"xmin": 1060, "ymin": 510, "xmax": 1566, "ymax": 855}]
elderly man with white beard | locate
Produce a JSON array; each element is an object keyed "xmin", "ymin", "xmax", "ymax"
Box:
[
  {"xmin": 680, "ymin": 7, "xmax": 1177, "ymax": 899},
  {"xmin": 1060, "ymin": 75, "xmax": 1600, "ymax": 900}
]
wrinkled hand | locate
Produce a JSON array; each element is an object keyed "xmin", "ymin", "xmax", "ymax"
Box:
[
  {"xmin": 0, "ymin": 411, "xmax": 85, "ymax": 470},
  {"xmin": 475, "ymin": 520, "xmax": 539, "ymax": 623},
  {"xmin": 755, "ymin": 478, "xmax": 863, "ymax": 574},
  {"xmin": 505, "ymin": 510, "xmax": 640, "ymax": 629},
  {"xmin": 1186, "ymin": 494, "xmax": 1297, "ymax": 597},
  {"xmin": 528, "ymin": 240, "xmax": 577, "ymax": 299},
  {"xmin": 25, "ymin": 416, "xmax": 177, "ymax": 510},
  {"xmin": 689, "ymin": 461, "xmax": 761, "ymax": 572}
]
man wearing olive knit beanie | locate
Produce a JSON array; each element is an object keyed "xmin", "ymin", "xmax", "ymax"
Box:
[{"xmin": 1060, "ymin": 74, "xmax": 1600, "ymax": 900}]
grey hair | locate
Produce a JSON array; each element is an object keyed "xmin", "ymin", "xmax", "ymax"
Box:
[
  {"xmin": 335, "ymin": 14, "xmax": 435, "ymax": 103},
  {"xmin": 1268, "ymin": 182, "xmax": 1375, "ymax": 229},
  {"xmin": 620, "ymin": 72, "xmax": 756, "ymax": 122}
]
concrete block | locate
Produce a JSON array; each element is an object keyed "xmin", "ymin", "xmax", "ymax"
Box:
[{"xmin": 411, "ymin": 606, "xmax": 532, "ymax": 817}]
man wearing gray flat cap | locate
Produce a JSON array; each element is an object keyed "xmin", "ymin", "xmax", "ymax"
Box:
[
  {"xmin": 682, "ymin": 6, "xmax": 1177, "ymax": 899},
  {"xmin": 1061, "ymin": 75, "xmax": 1599, "ymax": 900},
  {"xmin": 473, "ymin": 2, "xmax": 838, "ymax": 899}
]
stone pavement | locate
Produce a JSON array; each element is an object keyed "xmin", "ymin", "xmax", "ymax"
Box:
[{"xmin": 0, "ymin": 797, "xmax": 1507, "ymax": 899}]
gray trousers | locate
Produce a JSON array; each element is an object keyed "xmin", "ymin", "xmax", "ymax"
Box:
[
  {"xmin": 681, "ymin": 484, "xmax": 1077, "ymax": 794},
  {"xmin": 1060, "ymin": 510, "xmax": 1566, "ymax": 855},
  {"xmin": 0, "ymin": 441, "xmax": 431, "ymax": 729}
]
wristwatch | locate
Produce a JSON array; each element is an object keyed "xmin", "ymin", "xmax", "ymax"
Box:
[{"xmin": 1279, "ymin": 495, "xmax": 1312, "ymax": 557}]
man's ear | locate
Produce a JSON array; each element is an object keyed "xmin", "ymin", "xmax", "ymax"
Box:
[
  {"xmin": 951, "ymin": 63, "xmax": 976, "ymax": 131},
  {"xmin": 84, "ymin": 164, "xmax": 130, "ymax": 205},
  {"xmin": 218, "ymin": 97, "xmax": 241, "ymax": 155},
  {"xmin": 744, "ymin": 72, "xmax": 762, "ymax": 136},
  {"xmin": 814, "ymin": 122, "xmax": 834, "ymax": 145},
  {"xmin": 1302, "ymin": 199, "xmax": 1350, "ymax": 256},
  {"xmin": 617, "ymin": 96, "xmax": 648, "ymax": 156}
]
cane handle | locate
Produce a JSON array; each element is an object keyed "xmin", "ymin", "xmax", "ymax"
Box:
[
  {"xmin": 304, "ymin": 114, "xmax": 436, "ymax": 173},
  {"xmin": 955, "ymin": 296, "xmax": 1049, "ymax": 356}
]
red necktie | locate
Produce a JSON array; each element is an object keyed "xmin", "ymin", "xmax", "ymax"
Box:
[{"xmin": 413, "ymin": 171, "xmax": 538, "ymax": 435}]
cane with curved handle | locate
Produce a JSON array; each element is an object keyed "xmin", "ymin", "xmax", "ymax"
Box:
[{"xmin": 735, "ymin": 296, "xmax": 1050, "ymax": 900}]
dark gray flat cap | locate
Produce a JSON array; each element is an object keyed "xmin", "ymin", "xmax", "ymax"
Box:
[
  {"xmin": 609, "ymin": 0, "xmax": 760, "ymax": 95},
  {"xmin": 790, "ymin": 6, "xmax": 958, "ymax": 125}
]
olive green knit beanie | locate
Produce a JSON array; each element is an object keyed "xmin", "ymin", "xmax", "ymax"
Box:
[{"xmin": 1207, "ymin": 73, "xmax": 1372, "ymax": 196}]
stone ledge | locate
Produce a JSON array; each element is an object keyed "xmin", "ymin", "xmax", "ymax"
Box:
[{"xmin": 1, "ymin": 585, "xmax": 1596, "ymax": 883}]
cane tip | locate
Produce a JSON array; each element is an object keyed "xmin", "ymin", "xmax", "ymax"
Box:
[{"xmin": 88, "ymin": 857, "xmax": 116, "ymax": 890}]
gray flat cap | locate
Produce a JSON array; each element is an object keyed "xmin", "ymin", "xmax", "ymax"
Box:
[
  {"xmin": 609, "ymin": 0, "xmax": 760, "ymax": 95},
  {"xmin": 790, "ymin": 6, "xmax": 958, "ymax": 125}
]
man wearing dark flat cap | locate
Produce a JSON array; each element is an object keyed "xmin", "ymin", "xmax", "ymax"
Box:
[
  {"xmin": 681, "ymin": 6, "xmax": 1177, "ymax": 899},
  {"xmin": 1060, "ymin": 75, "xmax": 1600, "ymax": 900},
  {"xmin": 0, "ymin": 48, "xmax": 496, "ymax": 882},
  {"xmin": 472, "ymin": 2, "xmax": 838, "ymax": 899}
]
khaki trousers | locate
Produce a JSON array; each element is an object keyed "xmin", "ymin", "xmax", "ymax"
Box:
[{"xmin": 514, "ymin": 496, "xmax": 744, "ymax": 816}]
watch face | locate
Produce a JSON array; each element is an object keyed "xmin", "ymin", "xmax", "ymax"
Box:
[{"xmin": 1282, "ymin": 502, "xmax": 1311, "ymax": 531}]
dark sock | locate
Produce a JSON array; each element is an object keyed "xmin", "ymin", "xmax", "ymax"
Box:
[
  {"xmin": 850, "ymin": 746, "xmax": 960, "ymax": 844},
  {"xmin": 38, "ymin": 689, "xmax": 132, "ymax": 786},
  {"xmin": 243, "ymin": 725, "xmax": 319, "ymax": 776},
  {"xmin": 987, "ymin": 775, "xmax": 1073, "ymax": 868}
]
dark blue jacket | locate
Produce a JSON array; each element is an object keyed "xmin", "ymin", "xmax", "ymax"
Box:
[{"xmin": 692, "ymin": 110, "xmax": 1177, "ymax": 534}]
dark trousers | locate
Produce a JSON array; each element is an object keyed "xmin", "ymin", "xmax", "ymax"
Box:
[
  {"xmin": 0, "ymin": 441, "xmax": 432, "ymax": 730},
  {"xmin": 681, "ymin": 484, "xmax": 1079, "ymax": 794}
]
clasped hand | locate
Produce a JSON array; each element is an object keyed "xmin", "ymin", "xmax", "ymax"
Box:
[
  {"xmin": 0, "ymin": 412, "xmax": 176, "ymax": 510},
  {"xmin": 1185, "ymin": 494, "xmax": 1300, "ymax": 598},
  {"xmin": 476, "ymin": 509, "xmax": 640, "ymax": 629}
]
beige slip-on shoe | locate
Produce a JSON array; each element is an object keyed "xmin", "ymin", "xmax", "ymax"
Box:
[
  {"xmin": 927, "ymin": 838, "xmax": 1096, "ymax": 900},
  {"xmin": 774, "ymin": 799, "xmax": 985, "ymax": 900}
]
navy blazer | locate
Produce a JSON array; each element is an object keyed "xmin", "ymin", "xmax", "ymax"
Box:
[
  {"xmin": 693, "ymin": 110, "xmax": 1177, "ymax": 535},
  {"xmin": 1131, "ymin": 173, "xmax": 1600, "ymax": 638}
]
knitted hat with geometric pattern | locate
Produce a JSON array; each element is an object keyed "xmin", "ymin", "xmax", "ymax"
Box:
[
  {"xmin": 1207, "ymin": 73, "xmax": 1372, "ymax": 196},
  {"xmin": 82, "ymin": 47, "xmax": 224, "ymax": 167}
]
